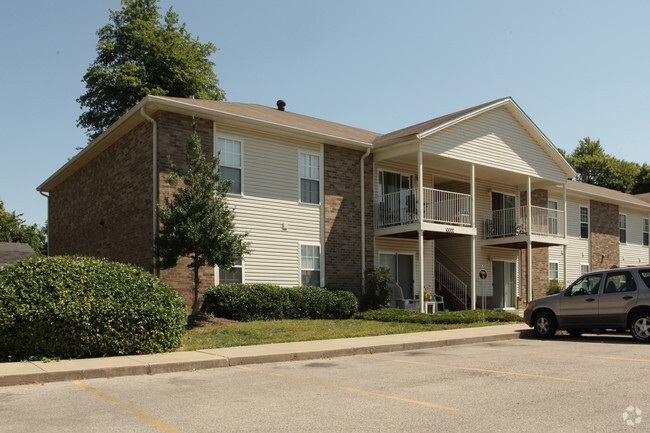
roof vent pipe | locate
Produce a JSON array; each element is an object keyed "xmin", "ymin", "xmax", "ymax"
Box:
[{"xmin": 276, "ymin": 100, "xmax": 286, "ymax": 111}]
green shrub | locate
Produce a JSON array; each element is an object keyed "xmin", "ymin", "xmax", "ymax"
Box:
[
  {"xmin": 353, "ymin": 308, "xmax": 524, "ymax": 324},
  {"xmin": 203, "ymin": 284, "xmax": 358, "ymax": 321},
  {"xmin": 546, "ymin": 278, "xmax": 564, "ymax": 296},
  {"xmin": 0, "ymin": 256, "xmax": 187, "ymax": 361},
  {"xmin": 359, "ymin": 267, "xmax": 391, "ymax": 311}
]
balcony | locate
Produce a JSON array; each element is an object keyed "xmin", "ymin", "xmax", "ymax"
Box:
[
  {"xmin": 375, "ymin": 188, "xmax": 473, "ymax": 238},
  {"xmin": 483, "ymin": 205, "xmax": 566, "ymax": 248}
]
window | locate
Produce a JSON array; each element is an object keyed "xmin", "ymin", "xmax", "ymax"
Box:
[
  {"xmin": 619, "ymin": 213, "xmax": 627, "ymax": 244},
  {"xmin": 300, "ymin": 244, "xmax": 321, "ymax": 286},
  {"xmin": 300, "ymin": 153, "xmax": 320, "ymax": 204},
  {"xmin": 548, "ymin": 200, "xmax": 559, "ymax": 235},
  {"xmin": 549, "ymin": 262, "xmax": 559, "ymax": 281},
  {"xmin": 580, "ymin": 264, "xmax": 590, "ymax": 275},
  {"xmin": 643, "ymin": 218, "xmax": 649, "ymax": 246},
  {"xmin": 568, "ymin": 274, "xmax": 602, "ymax": 296},
  {"xmin": 603, "ymin": 271, "xmax": 636, "ymax": 293},
  {"xmin": 217, "ymin": 137, "xmax": 242, "ymax": 194},
  {"xmin": 219, "ymin": 261, "xmax": 242, "ymax": 284},
  {"xmin": 579, "ymin": 206, "xmax": 589, "ymax": 239}
]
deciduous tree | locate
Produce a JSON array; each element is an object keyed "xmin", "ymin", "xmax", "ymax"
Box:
[
  {"xmin": 0, "ymin": 201, "xmax": 47, "ymax": 256},
  {"xmin": 77, "ymin": 0, "xmax": 225, "ymax": 140}
]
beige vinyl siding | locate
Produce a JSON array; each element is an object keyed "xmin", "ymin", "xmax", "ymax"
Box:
[
  {"xmin": 215, "ymin": 123, "xmax": 321, "ymax": 286},
  {"xmin": 619, "ymin": 206, "xmax": 650, "ymax": 266},
  {"xmin": 421, "ymin": 107, "xmax": 567, "ymax": 182},
  {"xmin": 374, "ymin": 237, "xmax": 435, "ymax": 295}
]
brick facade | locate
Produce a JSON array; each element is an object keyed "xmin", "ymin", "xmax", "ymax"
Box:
[
  {"xmin": 49, "ymin": 122, "xmax": 154, "ymax": 269},
  {"xmin": 156, "ymin": 112, "xmax": 216, "ymax": 307},
  {"xmin": 323, "ymin": 145, "xmax": 373, "ymax": 297},
  {"xmin": 590, "ymin": 200, "xmax": 620, "ymax": 270},
  {"xmin": 520, "ymin": 189, "xmax": 549, "ymax": 303}
]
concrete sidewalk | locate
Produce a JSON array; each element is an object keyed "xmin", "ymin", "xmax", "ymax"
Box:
[{"xmin": 0, "ymin": 324, "xmax": 530, "ymax": 387}]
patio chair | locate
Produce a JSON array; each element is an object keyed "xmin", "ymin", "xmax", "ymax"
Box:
[{"xmin": 393, "ymin": 283, "xmax": 407, "ymax": 309}]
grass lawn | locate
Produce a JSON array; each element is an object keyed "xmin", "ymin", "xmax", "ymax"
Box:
[{"xmin": 179, "ymin": 309, "xmax": 523, "ymax": 352}]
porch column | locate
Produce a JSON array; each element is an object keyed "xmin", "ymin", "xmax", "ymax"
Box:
[
  {"xmin": 418, "ymin": 147, "xmax": 425, "ymax": 312},
  {"xmin": 563, "ymin": 183, "xmax": 568, "ymax": 289},
  {"xmin": 470, "ymin": 163, "xmax": 476, "ymax": 310},
  {"xmin": 527, "ymin": 176, "xmax": 533, "ymax": 303}
]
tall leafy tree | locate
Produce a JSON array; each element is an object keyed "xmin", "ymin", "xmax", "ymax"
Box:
[
  {"xmin": 156, "ymin": 121, "xmax": 248, "ymax": 315},
  {"xmin": 0, "ymin": 201, "xmax": 47, "ymax": 256},
  {"xmin": 77, "ymin": 0, "xmax": 225, "ymax": 140}
]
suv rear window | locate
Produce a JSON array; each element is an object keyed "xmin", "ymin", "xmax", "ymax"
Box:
[{"xmin": 638, "ymin": 269, "xmax": 650, "ymax": 289}]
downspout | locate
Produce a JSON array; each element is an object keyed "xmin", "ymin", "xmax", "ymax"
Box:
[
  {"xmin": 141, "ymin": 108, "xmax": 158, "ymax": 276},
  {"xmin": 38, "ymin": 191, "xmax": 50, "ymax": 256},
  {"xmin": 360, "ymin": 147, "xmax": 371, "ymax": 292}
]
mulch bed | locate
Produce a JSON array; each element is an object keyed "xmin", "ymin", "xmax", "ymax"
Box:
[{"xmin": 187, "ymin": 315, "xmax": 238, "ymax": 328}]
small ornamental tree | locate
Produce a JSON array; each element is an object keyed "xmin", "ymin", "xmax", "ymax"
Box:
[{"xmin": 156, "ymin": 121, "xmax": 249, "ymax": 314}]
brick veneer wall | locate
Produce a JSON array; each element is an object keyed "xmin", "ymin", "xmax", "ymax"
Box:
[
  {"xmin": 323, "ymin": 145, "xmax": 373, "ymax": 297},
  {"xmin": 49, "ymin": 122, "xmax": 153, "ymax": 269},
  {"xmin": 590, "ymin": 200, "xmax": 620, "ymax": 271},
  {"xmin": 156, "ymin": 112, "xmax": 216, "ymax": 307},
  {"xmin": 520, "ymin": 189, "xmax": 549, "ymax": 303}
]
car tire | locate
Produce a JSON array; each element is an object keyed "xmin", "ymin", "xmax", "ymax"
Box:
[
  {"xmin": 533, "ymin": 312, "xmax": 557, "ymax": 339},
  {"xmin": 568, "ymin": 329, "xmax": 583, "ymax": 337},
  {"xmin": 630, "ymin": 313, "xmax": 650, "ymax": 342}
]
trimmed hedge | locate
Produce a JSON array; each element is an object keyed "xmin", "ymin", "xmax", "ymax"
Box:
[
  {"xmin": 353, "ymin": 308, "xmax": 524, "ymax": 324},
  {"xmin": 203, "ymin": 284, "xmax": 358, "ymax": 321},
  {"xmin": 0, "ymin": 256, "xmax": 188, "ymax": 361}
]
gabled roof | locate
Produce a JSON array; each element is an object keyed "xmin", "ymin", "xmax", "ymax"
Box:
[
  {"xmin": 567, "ymin": 180, "xmax": 650, "ymax": 209},
  {"xmin": 636, "ymin": 192, "xmax": 650, "ymax": 204},
  {"xmin": 0, "ymin": 242, "xmax": 36, "ymax": 267},
  {"xmin": 373, "ymin": 97, "xmax": 510, "ymax": 145}
]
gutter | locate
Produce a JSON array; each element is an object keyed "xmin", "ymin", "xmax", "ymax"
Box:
[
  {"xmin": 38, "ymin": 191, "xmax": 50, "ymax": 256},
  {"xmin": 140, "ymin": 108, "xmax": 159, "ymax": 276},
  {"xmin": 360, "ymin": 147, "xmax": 371, "ymax": 291}
]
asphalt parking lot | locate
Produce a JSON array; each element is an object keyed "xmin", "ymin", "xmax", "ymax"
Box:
[{"xmin": 2, "ymin": 333, "xmax": 650, "ymax": 433}]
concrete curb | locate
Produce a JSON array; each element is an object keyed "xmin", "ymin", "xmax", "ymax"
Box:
[{"xmin": 0, "ymin": 324, "xmax": 529, "ymax": 387}]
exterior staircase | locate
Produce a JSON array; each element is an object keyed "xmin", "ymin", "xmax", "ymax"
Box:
[{"xmin": 434, "ymin": 251, "xmax": 471, "ymax": 310}]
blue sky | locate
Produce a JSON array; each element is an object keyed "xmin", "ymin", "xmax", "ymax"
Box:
[{"xmin": 1, "ymin": 0, "xmax": 649, "ymax": 227}]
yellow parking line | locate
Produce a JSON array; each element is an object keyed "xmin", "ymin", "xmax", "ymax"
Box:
[
  {"xmin": 236, "ymin": 365, "xmax": 460, "ymax": 412},
  {"xmin": 72, "ymin": 380, "xmax": 183, "ymax": 433},
  {"xmin": 471, "ymin": 347, "xmax": 650, "ymax": 363},
  {"xmin": 356, "ymin": 355, "xmax": 587, "ymax": 383}
]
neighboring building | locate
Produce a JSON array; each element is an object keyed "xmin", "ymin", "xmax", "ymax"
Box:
[
  {"xmin": 37, "ymin": 96, "xmax": 649, "ymax": 310},
  {"xmin": 0, "ymin": 242, "xmax": 37, "ymax": 267}
]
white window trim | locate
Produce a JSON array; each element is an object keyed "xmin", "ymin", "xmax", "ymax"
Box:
[
  {"xmin": 549, "ymin": 261, "xmax": 559, "ymax": 281},
  {"xmin": 215, "ymin": 260, "xmax": 245, "ymax": 285},
  {"xmin": 579, "ymin": 205, "xmax": 589, "ymax": 239},
  {"xmin": 580, "ymin": 263, "xmax": 590, "ymax": 275},
  {"xmin": 643, "ymin": 217, "xmax": 649, "ymax": 247},
  {"xmin": 298, "ymin": 150, "xmax": 321, "ymax": 205},
  {"xmin": 214, "ymin": 126, "xmax": 244, "ymax": 196},
  {"xmin": 298, "ymin": 242, "xmax": 322, "ymax": 286},
  {"xmin": 548, "ymin": 199, "xmax": 559, "ymax": 235},
  {"xmin": 619, "ymin": 213, "xmax": 628, "ymax": 244}
]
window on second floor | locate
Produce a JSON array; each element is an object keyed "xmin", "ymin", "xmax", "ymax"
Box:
[
  {"xmin": 217, "ymin": 137, "xmax": 242, "ymax": 195},
  {"xmin": 548, "ymin": 200, "xmax": 559, "ymax": 235},
  {"xmin": 579, "ymin": 206, "xmax": 589, "ymax": 239},
  {"xmin": 643, "ymin": 217, "xmax": 649, "ymax": 247},
  {"xmin": 619, "ymin": 213, "xmax": 627, "ymax": 244},
  {"xmin": 300, "ymin": 153, "xmax": 320, "ymax": 204}
]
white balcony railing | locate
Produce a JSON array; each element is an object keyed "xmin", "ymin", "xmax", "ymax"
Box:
[
  {"xmin": 375, "ymin": 187, "xmax": 472, "ymax": 229},
  {"xmin": 484, "ymin": 206, "xmax": 564, "ymax": 239}
]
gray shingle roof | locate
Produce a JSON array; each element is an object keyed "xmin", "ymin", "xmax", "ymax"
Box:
[{"xmin": 0, "ymin": 242, "xmax": 36, "ymax": 267}]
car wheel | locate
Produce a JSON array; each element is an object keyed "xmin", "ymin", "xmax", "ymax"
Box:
[
  {"xmin": 568, "ymin": 329, "xmax": 583, "ymax": 337},
  {"xmin": 533, "ymin": 312, "xmax": 557, "ymax": 339},
  {"xmin": 631, "ymin": 313, "xmax": 650, "ymax": 342}
]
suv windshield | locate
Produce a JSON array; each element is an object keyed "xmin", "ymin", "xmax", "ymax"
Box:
[{"xmin": 568, "ymin": 274, "xmax": 602, "ymax": 296}]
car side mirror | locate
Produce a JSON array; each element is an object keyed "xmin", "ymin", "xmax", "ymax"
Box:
[{"xmin": 564, "ymin": 289, "xmax": 571, "ymax": 296}]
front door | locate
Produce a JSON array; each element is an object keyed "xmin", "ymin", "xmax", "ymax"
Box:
[
  {"xmin": 493, "ymin": 260, "xmax": 516, "ymax": 309},
  {"xmin": 598, "ymin": 270, "xmax": 638, "ymax": 328},
  {"xmin": 380, "ymin": 253, "xmax": 414, "ymax": 307}
]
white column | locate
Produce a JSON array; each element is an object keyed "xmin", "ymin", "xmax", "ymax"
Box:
[
  {"xmin": 527, "ymin": 176, "xmax": 533, "ymax": 303},
  {"xmin": 470, "ymin": 163, "xmax": 476, "ymax": 310},
  {"xmin": 418, "ymin": 148, "xmax": 425, "ymax": 312},
  {"xmin": 563, "ymin": 183, "xmax": 568, "ymax": 288}
]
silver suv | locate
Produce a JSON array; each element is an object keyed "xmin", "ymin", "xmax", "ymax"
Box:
[{"xmin": 524, "ymin": 266, "xmax": 650, "ymax": 341}]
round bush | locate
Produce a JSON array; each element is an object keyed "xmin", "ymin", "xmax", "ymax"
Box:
[{"xmin": 0, "ymin": 256, "xmax": 188, "ymax": 361}]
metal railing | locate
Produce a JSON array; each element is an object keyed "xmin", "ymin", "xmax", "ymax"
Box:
[
  {"xmin": 435, "ymin": 260, "xmax": 469, "ymax": 309},
  {"xmin": 484, "ymin": 206, "xmax": 564, "ymax": 239},
  {"xmin": 375, "ymin": 187, "xmax": 472, "ymax": 229}
]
